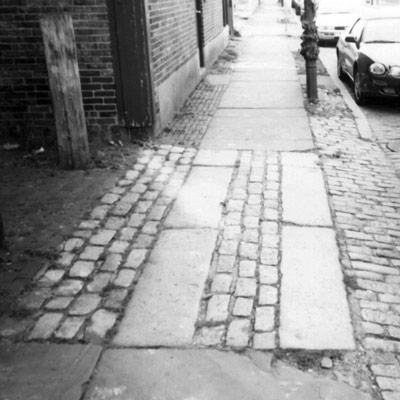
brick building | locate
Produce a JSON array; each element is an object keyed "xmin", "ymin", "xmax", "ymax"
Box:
[{"xmin": 0, "ymin": 0, "xmax": 232, "ymax": 146}]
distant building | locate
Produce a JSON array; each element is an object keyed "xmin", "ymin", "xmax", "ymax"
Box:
[{"xmin": 0, "ymin": 0, "xmax": 232, "ymax": 144}]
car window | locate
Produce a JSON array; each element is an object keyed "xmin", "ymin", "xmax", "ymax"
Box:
[
  {"xmin": 362, "ymin": 18, "xmax": 400, "ymax": 43},
  {"xmin": 349, "ymin": 18, "xmax": 365, "ymax": 40}
]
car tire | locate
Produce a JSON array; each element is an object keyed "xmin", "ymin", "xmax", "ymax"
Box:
[
  {"xmin": 354, "ymin": 69, "xmax": 368, "ymax": 105},
  {"xmin": 337, "ymin": 56, "xmax": 347, "ymax": 81}
]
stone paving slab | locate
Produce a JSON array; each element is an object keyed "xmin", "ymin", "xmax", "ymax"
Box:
[
  {"xmin": 231, "ymin": 69, "xmax": 299, "ymax": 81},
  {"xmin": 201, "ymin": 115, "xmax": 313, "ymax": 151},
  {"xmin": 113, "ymin": 229, "xmax": 218, "ymax": 346},
  {"xmin": 84, "ymin": 349, "xmax": 370, "ymax": 400},
  {"xmin": 193, "ymin": 149, "xmax": 238, "ymax": 166},
  {"xmin": 218, "ymin": 81, "xmax": 304, "ymax": 109},
  {"xmin": 282, "ymin": 153, "xmax": 333, "ymax": 226},
  {"xmin": 0, "ymin": 342, "xmax": 101, "ymax": 400},
  {"xmin": 280, "ymin": 226, "xmax": 355, "ymax": 350},
  {"xmin": 164, "ymin": 166, "xmax": 233, "ymax": 228}
]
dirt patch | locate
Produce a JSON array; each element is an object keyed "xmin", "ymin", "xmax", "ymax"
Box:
[{"xmin": 0, "ymin": 136, "xmax": 142, "ymax": 314}]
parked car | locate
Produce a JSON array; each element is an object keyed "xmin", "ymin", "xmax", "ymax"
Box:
[
  {"xmin": 336, "ymin": 9, "xmax": 400, "ymax": 105},
  {"xmin": 316, "ymin": 0, "xmax": 364, "ymax": 45},
  {"xmin": 293, "ymin": 0, "xmax": 304, "ymax": 16}
]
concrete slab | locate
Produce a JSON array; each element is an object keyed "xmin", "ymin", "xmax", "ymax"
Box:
[
  {"xmin": 282, "ymin": 155, "xmax": 332, "ymax": 226},
  {"xmin": 164, "ymin": 166, "xmax": 232, "ymax": 228},
  {"xmin": 200, "ymin": 112, "xmax": 313, "ymax": 151},
  {"xmin": 85, "ymin": 349, "xmax": 370, "ymax": 400},
  {"xmin": 193, "ymin": 150, "xmax": 238, "ymax": 166},
  {"xmin": 280, "ymin": 227, "xmax": 355, "ymax": 350},
  {"xmin": 218, "ymin": 81, "xmax": 304, "ymax": 109},
  {"xmin": 0, "ymin": 342, "xmax": 101, "ymax": 400},
  {"xmin": 231, "ymin": 69, "xmax": 299, "ymax": 81},
  {"xmin": 113, "ymin": 229, "xmax": 218, "ymax": 346}
]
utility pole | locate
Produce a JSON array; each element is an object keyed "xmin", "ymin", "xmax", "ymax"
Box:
[{"xmin": 300, "ymin": 0, "xmax": 319, "ymax": 101}]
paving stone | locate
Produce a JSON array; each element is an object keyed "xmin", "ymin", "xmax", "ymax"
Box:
[
  {"xmin": 90, "ymin": 229, "xmax": 116, "ymax": 246},
  {"xmin": 112, "ymin": 201, "xmax": 133, "ymax": 216},
  {"xmin": 79, "ymin": 220, "xmax": 100, "ymax": 230},
  {"xmin": 132, "ymin": 234, "xmax": 154, "ymax": 249},
  {"xmin": 261, "ymin": 221, "xmax": 278, "ymax": 235},
  {"xmin": 114, "ymin": 229, "xmax": 217, "ymax": 346},
  {"xmin": 259, "ymin": 265, "xmax": 278, "ymax": 284},
  {"xmin": 216, "ymin": 255, "xmax": 236, "ymax": 273},
  {"xmin": 227, "ymin": 200, "xmax": 245, "ymax": 212},
  {"xmin": 223, "ymin": 226, "xmax": 241, "ymax": 240},
  {"xmin": 19, "ymin": 289, "xmax": 51, "ymax": 310},
  {"xmin": 235, "ymin": 278, "xmax": 257, "ymax": 297},
  {"xmin": 260, "ymin": 248, "xmax": 279, "ymax": 265},
  {"xmin": 0, "ymin": 342, "xmax": 101, "ymax": 400},
  {"xmin": 372, "ymin": 365, "xmax": 400, "ymax": 378},
  {"xmin": 63, "ymin": 238, "xmax": 85, "ymax": 252},
  {"xmin": 164, "ymin": 167, "xmax": 232, "ymax": 229},
  {"xmin": 239, "ymin": 260, "xmax": 257, "ymax": 277},
  {"xmin": 243, "ymin": 229, "xmax": 259, "ymax": 243},
  {"xmin": 0, "ymin": 317, "xmax": 34, "ymax": 340},
  {"xmin": 101, "ymin": 193, "xmax": 120, "ymax": 204},
  {"xmin": 57, "ymin": 252, "xmax": 75, "ymax": 267},
  {"xmin": 148, "ymin": 205, "xmax": 167, "ymax": 220},
  {"xmin": 113, "ymin": 269, "xmax": 136, "ymax": 288},
  {"xmin": 136, "ymin": 201, "xmax": 153, "ymax": 213},
  {"xmin": 226, "ymin": 212, "xmax": 242, "ymax": 226},
  {"xmin": 38, "ymin": 270, "xmax": 65, "ymax": 287},
  {"xmin": 45, "ymin": 297, "xmax": 73, "ymax": 310},
  {"xmin": 226, "ymin": 319, "xmax": 251, "ymax": 348},
  {"xmin": 197, "ymin": 326, "xmax": 225, "ymax": 346},
  {"xmin": 206, "ymin": 295, "xmax": 230, "ymax": 322},
  {"xmin": 128, "ymin": 213, "xmax": 146, "ymax": 227},
  {"xmin": 104, "ymin": 289, "xmax": 129, "ymax": 310},
  {"xmin": 108, "ymin": 240, "xmax": 129, "ymax": 254},
  {"xmin": 262, "ymin": 234, "xmax": 279, "ymax": 248},
  {"xmin": 55, "ymin": 317, "xmax": 85, "ymax": 340},
  {"xmin": 55, "ymin": 280, "xmax": 84, "ymax": 296},
  {"xmin": 125, "ymin": 170, "xmax": 140, "ymax": 180},
  {"xmin": 121, "ymin": 192, "xmax": 140, "ymax": 204},
  {"xmin": 69, "ymin": 294, "xmax": 101, "ymax": 316},
  {"xmin": 125, "ymin": 249, "xmax": 147, "ymax": 269},
  {"xmin": 87, "ymin": 273, "xmax": 113, "ymax": 293},
  {"xmin": 239, "ymin": 243, "xmax": 258, "ymax": 260},
  {"xmin": 219, "ymin": 240, "xmax": 239, "ymax": 255},
  {"xmin": 253, "ymin": 332, "xmax": 276, "ymax": 350},
  {"xmin": 211, "ymin": 274, "xmax": 232, "ymax": 293},
  {"xmin": 142, "ymin": 221, "xmax": 159, "ymax": 235},
  {"xmin": 105, "ymin": 217, "xmax": 126, "ymax": 230},
  {"xmin": 259, "ymin": 285, "xmax": 278, "ymax": 305},
  {"xmin": 376, "ymin": 377, "xmax": 400, "ymax": 391},
  {"xmin": 280, "ymin": 227, "xmax": 355, "ymax": 350},
  {"xmin": 100, "ymin": 253, "xmax": 122, "ymax": 272},
  {"xmin": 70, "ymin": 261, "xmax": 95, "ymax": 278},
  {"xmin": 29, "ymin": 313, "xmax": 63, "ymax": 339},
  {"xmin": 233, "ymin": 297, "xmax": 253, "ymax": 317},
  {"xmin": 79, "ymin": 246, "xmax": 104, "ymax": 261},
  {"xmin": 91, "ymin": 205, "xmax": 110, "ymax": 220},
  {"xmin": 85, "ymin": 309, "xmax": 117, "ymax": 343},
  {"xmin": 255, "ymin": 307, "xmax": 275, "ymax": 332},
  {"xmin": 120, "ymin": 227, "xmax": 137, "ymax": 241}
]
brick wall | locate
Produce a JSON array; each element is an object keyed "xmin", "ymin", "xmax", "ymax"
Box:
[
  {"xmin": 148, "ymin": 0, "xmax": 198, "ymax": 88},
  {"xmin": 0, "ymin": 0, "xmax": 117, "ymax": 146},
  {"xmin": 203, "ymin": 0, "xmax": 224, "ymax": 44}
]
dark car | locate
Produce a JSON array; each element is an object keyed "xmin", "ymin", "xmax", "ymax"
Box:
[{"xmin": 336, "ymin": 8, "xmax": 400, "ymax": 105}]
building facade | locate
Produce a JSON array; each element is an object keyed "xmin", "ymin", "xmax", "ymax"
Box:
[{"xmin": 0, "ymin": 0, "xmax": 232, "ymax": 145}]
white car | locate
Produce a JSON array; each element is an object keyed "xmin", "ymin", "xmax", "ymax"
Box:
[{"xmin": 316, "ymin": 0, "xmax": 364, "ymax": 45}]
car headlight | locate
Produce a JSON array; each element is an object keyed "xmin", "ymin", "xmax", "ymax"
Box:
[
  {"xmin": 390, "ymin": 66, "xmax": 400, "ymax": 78},
  {"xmin": 369, "ymin": 63, "xmax": 386, "ymax": 76}
]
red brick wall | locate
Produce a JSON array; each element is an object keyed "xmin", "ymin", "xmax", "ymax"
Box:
[{"xmin": 0, "ymin": 0, "xmax": 117, "ymax": 145}]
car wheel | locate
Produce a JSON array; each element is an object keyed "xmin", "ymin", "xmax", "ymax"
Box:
[
  {"xmin": 354, "ymin": 69, "xmax": 368, "ymax": 105},
  {"xmin": 337, "ymin": 56, "xmax": 347, "ymax": 81}
]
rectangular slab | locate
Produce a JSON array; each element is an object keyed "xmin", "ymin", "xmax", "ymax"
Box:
[
  {"xmin": 193, "ymin": 150, "xmax": 238, "ymax": 166},
  {"xmin": 164, "ymin": 166, "xmax": 232, "ymax": 228},
  {"xmin": 113, "ymin": 229, "xmax": 218, "ymax": 346},
  {"xmin": 200, "ymin": 112, "xmax": 313, "ymax": 151},
  {"xmin": 0, "ymin": 343, "xmax": 101, "ymax": 400},
  {"xmin": 218, "ymin": 81, "xmax": 304, "ymax": 109},
  {"xmin": 280, "ymin": 227, "xmax": 355, "ymax": 350},
  {"xmin": 231, "ymin": 69, "xmax": 299, "ymax": 82},
  {"xmin": 282, "ymin": 153, "xmax": 332, "ymax": 226}
]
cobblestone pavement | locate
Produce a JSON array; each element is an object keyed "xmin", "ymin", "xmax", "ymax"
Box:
[
  {"xmin": 2, "ymin": 6, "xmax": 400, "ymax": 400},
  {"xmin": 307, "ymin": 88, "xmax": 400, "ymax": 400}
]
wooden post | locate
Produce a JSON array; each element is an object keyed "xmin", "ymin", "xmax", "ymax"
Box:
[
  {"xmin": 41, "ymin": 13, "xmax": 89, "ymax": 169},
  {"xmin": 300, "ymin": 0, "xmax": 319, "ymax": 101}
]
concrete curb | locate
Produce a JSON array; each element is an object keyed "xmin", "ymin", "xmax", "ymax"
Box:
[{"xmin": 318, "ymin": 51, "xmax": 374, "ymax": 142}]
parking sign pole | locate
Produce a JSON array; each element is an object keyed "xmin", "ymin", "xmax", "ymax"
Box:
[{"xmin": 301, "ymin": 0, "xmax": 319, "ymax": 101}]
